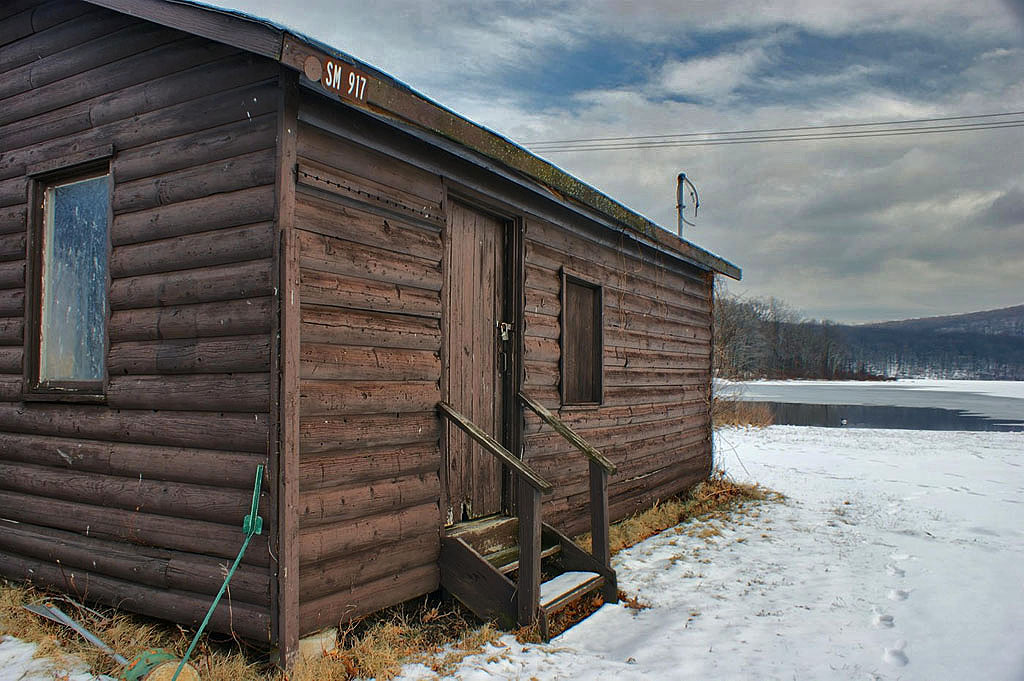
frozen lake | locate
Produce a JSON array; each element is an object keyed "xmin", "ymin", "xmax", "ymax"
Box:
[{"xmin": 723, "ymin": 379, "xmax": 1024, "ymax": 431}]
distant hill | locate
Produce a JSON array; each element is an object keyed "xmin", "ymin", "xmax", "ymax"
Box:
[
  {"xmin": 838, "ymin": 304, "xmax": 1024, "ymax": 380},
  {"xmin": 713, "ymin": 296, "xmax": 1024, "ymax": 381},
  {"xmin": 866, "ymin": 304, "xmax": 1024, "ymax": 337}
]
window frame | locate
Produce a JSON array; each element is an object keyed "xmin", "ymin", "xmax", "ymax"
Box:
[
  {"xmin": 559, "ymin": 267, "xmax": 603, "ymax": 407},
  {"xmin": 25, "ymin": 148, "xmax": 113, "ymax": 402}
]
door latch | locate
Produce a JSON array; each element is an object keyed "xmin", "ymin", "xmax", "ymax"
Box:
[{"xmin": 498, "ymin": 321, "xmax": 514, "ymax": 341}]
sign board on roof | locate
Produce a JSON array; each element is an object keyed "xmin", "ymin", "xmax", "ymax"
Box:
[{"xmin": 302, "ymin": 55, "xmax": 369, "ymax": 104}]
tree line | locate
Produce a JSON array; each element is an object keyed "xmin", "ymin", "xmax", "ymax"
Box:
[{"xmin": 713, "ymin": 291, "xmax": 1024, "ymax": 380}]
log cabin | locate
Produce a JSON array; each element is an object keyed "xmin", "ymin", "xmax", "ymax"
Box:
[{"xmin": 0, "ymin": 0, "xmax": 741, "ymax": 663}]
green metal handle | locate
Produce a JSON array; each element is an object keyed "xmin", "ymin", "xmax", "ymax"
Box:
[
  {"xmin": 243, "ymin": 464, "xmax": 264, "ymax": 535},
  {"xmin": 172, "ymin": 464, "xmax": 265, "ymax": 681}
]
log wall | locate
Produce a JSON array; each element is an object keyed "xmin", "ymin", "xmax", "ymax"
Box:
[
  {"xmin": 0, "ymin": 0, "xmax": 277, "ymax": 641},
  {"xmin": 289, "ymin": 90, "xmax": 714, "ymax": 631},
  {"xmin": 293, "ymin": 97, "xmax": 444, "ymax": 635},
  {"xmin": 521, "ymin": 220, "xmax": 714, "ymax": 535},
  {"xmin": 0, "ymin": 1, "xmax": 714, "ymax": 642}
]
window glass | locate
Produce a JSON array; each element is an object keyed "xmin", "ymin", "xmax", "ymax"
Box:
[
  {"xmin": 40, "ymin": 174, "xmax": 110, "ymax": 383},
  {"xmin": 563, "ymin": 277, "xmax": 602, "ymax": 404}
]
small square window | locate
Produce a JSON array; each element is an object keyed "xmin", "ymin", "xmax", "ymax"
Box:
[
  {"xmin": 560, "ymin": 270, "xmax": 602, "ymax": 405},
  {"xmin": 27, "ymin": 169, "xmax": 111, "ymax": 397}
]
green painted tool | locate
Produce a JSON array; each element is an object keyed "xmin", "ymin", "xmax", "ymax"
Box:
[
  {"xmin": 24, "ymin": 464, "xmax": 265, "ymax": 681},
  {"xmin": 23, "ymin": 603, "xmax": 199, "ymax": 680},
  {"xmin": 122, "ymin": 649, "xmax": 199, "ymax": 681},
  {"xmin": 169, "ymin": 463, "xmax": 265, "ymax": 681}
]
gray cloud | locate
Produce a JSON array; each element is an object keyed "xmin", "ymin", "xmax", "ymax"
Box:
[
  {"xmin": 220, "ymin": 0, "xmax": 1024, "ymax": 323},
  {"xmin": 982, "ymin": 186, "xmax": 1024, "ymax": 228}
]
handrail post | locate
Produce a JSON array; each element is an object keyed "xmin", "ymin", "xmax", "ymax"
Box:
[
  {"xmin": 589, "ymin": 459, "xmax": 610, "ymax": 569},
  {"xmin": 518, "ymin": 391, "xmax": 615, "ymax": 569},
  {"xmin": 517, "ymin": 477, "xmax": 541, "ymax": 627}
]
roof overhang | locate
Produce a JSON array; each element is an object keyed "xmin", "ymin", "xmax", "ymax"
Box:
[{"xmin": 84, "ymin": 0, "xmax": 741, "ymax": 280}]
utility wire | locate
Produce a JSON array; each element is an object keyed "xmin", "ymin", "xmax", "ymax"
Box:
[
  {"xmin": 523, "ymin": 109, "xmax": 1024, "ymax": 148},
  {"xmin": 534, "ymin": 119, "xmax": 1024, "ymax": 150},
  {"xmin": 529, "ymin": 120, "xmax": 1024, "ymax": 153}
]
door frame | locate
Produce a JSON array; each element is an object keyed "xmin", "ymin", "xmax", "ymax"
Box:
[{"xmin": 440, "ymin": 185, "xmax": 525, "ymax": 522}]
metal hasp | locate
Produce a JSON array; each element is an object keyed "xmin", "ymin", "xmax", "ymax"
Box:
[{"xmin": 676, "ymin": 172, "xmax": 700, "ymax": 236}]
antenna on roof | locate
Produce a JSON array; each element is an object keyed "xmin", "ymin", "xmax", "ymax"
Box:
[{"xmin": 676, "ymin": 172, "xmax": 699, "ymax": 236}]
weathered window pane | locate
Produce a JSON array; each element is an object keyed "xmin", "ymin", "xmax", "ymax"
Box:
[{"xmin": 40, "ymin": 174, "xmax": 110, "ymax": 383}]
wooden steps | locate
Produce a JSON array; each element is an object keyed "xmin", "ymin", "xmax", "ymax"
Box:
[
  {"xmin": 486, "ymin": 541, "xmax": 560, "ymax": 575},
  {"xmin": 440, "ymin": 515, "xmax": 616, "ymax": 639},
  {"xmin": 541, "ymin": 571, "xmax": 604, "ymax": 613},
  {"xmin": 446, "ymin": 515, "xmax": 517, "ymax": 555}
]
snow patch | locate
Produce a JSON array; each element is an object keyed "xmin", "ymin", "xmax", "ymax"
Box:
[
  {"xmin": 398, "ymin": 425, "xmax": 1024, "ymax": 681},
  {"xmin": 0, "ymin": 636, "xmax": 115, "ymax": 681}
]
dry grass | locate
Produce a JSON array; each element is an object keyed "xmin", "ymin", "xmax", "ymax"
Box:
[
  {"xmin": 296, "ymin": 598, "xmax": 499, "ymax": 681},
  {"xmin": 1, "ymin": 473, "xmax": 777, "ymax": 680},
  {"xmin": 712, "ymin": 395, "xmax": 773, "ymax": 428},
  {"xmin": 1, "ymin": 581, "xmax": 267, "ymax": 680},
  {"xmin": 1, "ymin": 581, "xmax": 497, "ymax": 681},
  {"xmin": 578, "ymin": 469, "xmax": 776, "ymax": 556},
  {"xmin": 618, "ymin": 591, "xmax": 650, "ymax": 611}
]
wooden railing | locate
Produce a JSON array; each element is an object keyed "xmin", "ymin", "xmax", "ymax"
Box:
[
  {"xmin": 518, "ymin": 392, "xmax": 616, "ymax": 569},
  {"xmin": 438, "ymin": 401, "xmax": 551, "ymax": 625},
  {"xmin": 439, "ymin": 397, "xmax": 615, "ymax": 626}
]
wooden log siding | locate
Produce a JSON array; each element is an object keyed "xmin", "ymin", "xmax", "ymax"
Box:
[
  {"xmin": 294, "ymin": 107, "xmax": 444, "ymax": 634},
  {"xmin": 0, "ymin": 1, "xmax": 277, "ymax": 641},
  {"xmin": 290, "ymin": 94, "xmax": 716, "ymax": 629},
  {"xmin": 521, "ymin": 216, "xmax": 714, "ymax": 534},
  {"xmin": 0, "ymin": 0, "xmax": 727, "ymax": 648}
]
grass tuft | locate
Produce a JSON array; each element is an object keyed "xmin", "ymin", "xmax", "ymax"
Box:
[
  {"xmin": 578, "ymin": 469, "xmax": 776, "ymax": 556},
  {"xmin": 618, "ymin": 591, "xmax": 650, "ymax": 611},
  {"xmin": 1, "ymin": 582, "xmax": 267, "ymax": 681},
  {"xmin": 712, "ymin": 395, "xmax": 773, "ymax": 428},
  {"xmin": 300, "ymin": 598, "xmax": 499, "ymax": 680},
  {"xmin": 1, "ymin": 583, "xmax": 496, "ymax": 681}
]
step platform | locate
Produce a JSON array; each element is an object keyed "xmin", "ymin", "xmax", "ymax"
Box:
[
  {"xmin": 540, "ymin": 571, "xmax": 603, "ymax": 611},
  {"xmin": 440, "ymin": 515, "xmax": 617, "ymax": 640}
]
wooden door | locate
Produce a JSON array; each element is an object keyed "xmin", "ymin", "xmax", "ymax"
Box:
[{"xmin": 445, "ymin": 201, "xmax": 507, "ymax": 524}]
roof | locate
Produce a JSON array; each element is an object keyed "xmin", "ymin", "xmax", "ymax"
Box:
[{"xmin": 84, "ymin": 0, "xmax": 741, "ymax": 280}]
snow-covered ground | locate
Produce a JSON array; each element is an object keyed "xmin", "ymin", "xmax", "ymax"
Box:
[
  {"xmin": 730, "ymin": 378, "xmax": 1024, "ymax": 402},
  {"xmin": 398, "ymin": 426, "xmax": 1024, "ymax": 681},
  {"xmin": 0, "ymin": 636, "xmax": 112, "ymax": 681},
  {"xmin": 894, "ymin": 378, "xmax": 1024, "ymax": 401},
  {"xmin": 4, "ymin": 419, "xmax": 1022, "ymax": 680}
]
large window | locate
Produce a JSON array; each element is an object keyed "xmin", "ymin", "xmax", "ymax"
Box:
[
  {"xmin": 560, "ymin": 270, "xmax": 603, "ymax": 405},
  {"xmin": 27, "ymin": 165, "xmax": 111, "ymax": 397}
]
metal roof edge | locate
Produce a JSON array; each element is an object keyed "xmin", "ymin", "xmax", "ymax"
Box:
[
  {"xmin": 83, "ymin": 0, "xmax": 284, "ymax": 58},
  {"xmin": 81, "ymin": 0, "xmax": 741, "ymax": 280},
  {"xmin": 281, "ymin": 32, "xmax": 740, "ymax": 280}
]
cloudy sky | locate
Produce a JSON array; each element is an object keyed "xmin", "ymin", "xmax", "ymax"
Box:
[{"xmin": 220, "ymin": 0, "xmax": 1024, "ymax": 323}]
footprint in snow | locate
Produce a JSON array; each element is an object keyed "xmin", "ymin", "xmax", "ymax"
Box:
[
  {"xmin": 889, "ymin": 552, "xmax": 912, "ymax": 562},
  {"xmin": 873, "ymin": 612, "xmax": 895, "ymax": 628},
  {"xmin": 885, "ymin": 563, "xmax": 906, "ymax": 577},
  {"xmin": 968, "ymin": 526, "xmax": 999, "ymax": 537},
  {"xmin": 887, "ymin": 588, "xmax": 911, "ymax": 601},
  {"xmin": 883, "ymin": 640, "xmax": 909, "ymax": 666}
]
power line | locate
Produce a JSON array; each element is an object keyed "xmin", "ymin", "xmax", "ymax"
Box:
[
  {"xmin": 533, "ymin": 119, "xmax": 1024, "ymax": 151},
  {"xmin": 529, "ymin": 119, "xmax": 1024, "ymax": 153},
  {"xmin": 527, "ymin": 110, "xmax": 1024, "ymax": 144},
  {"xmin": 524, "ymin": 110, "xmax": 1024, "ymax": 152}
]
